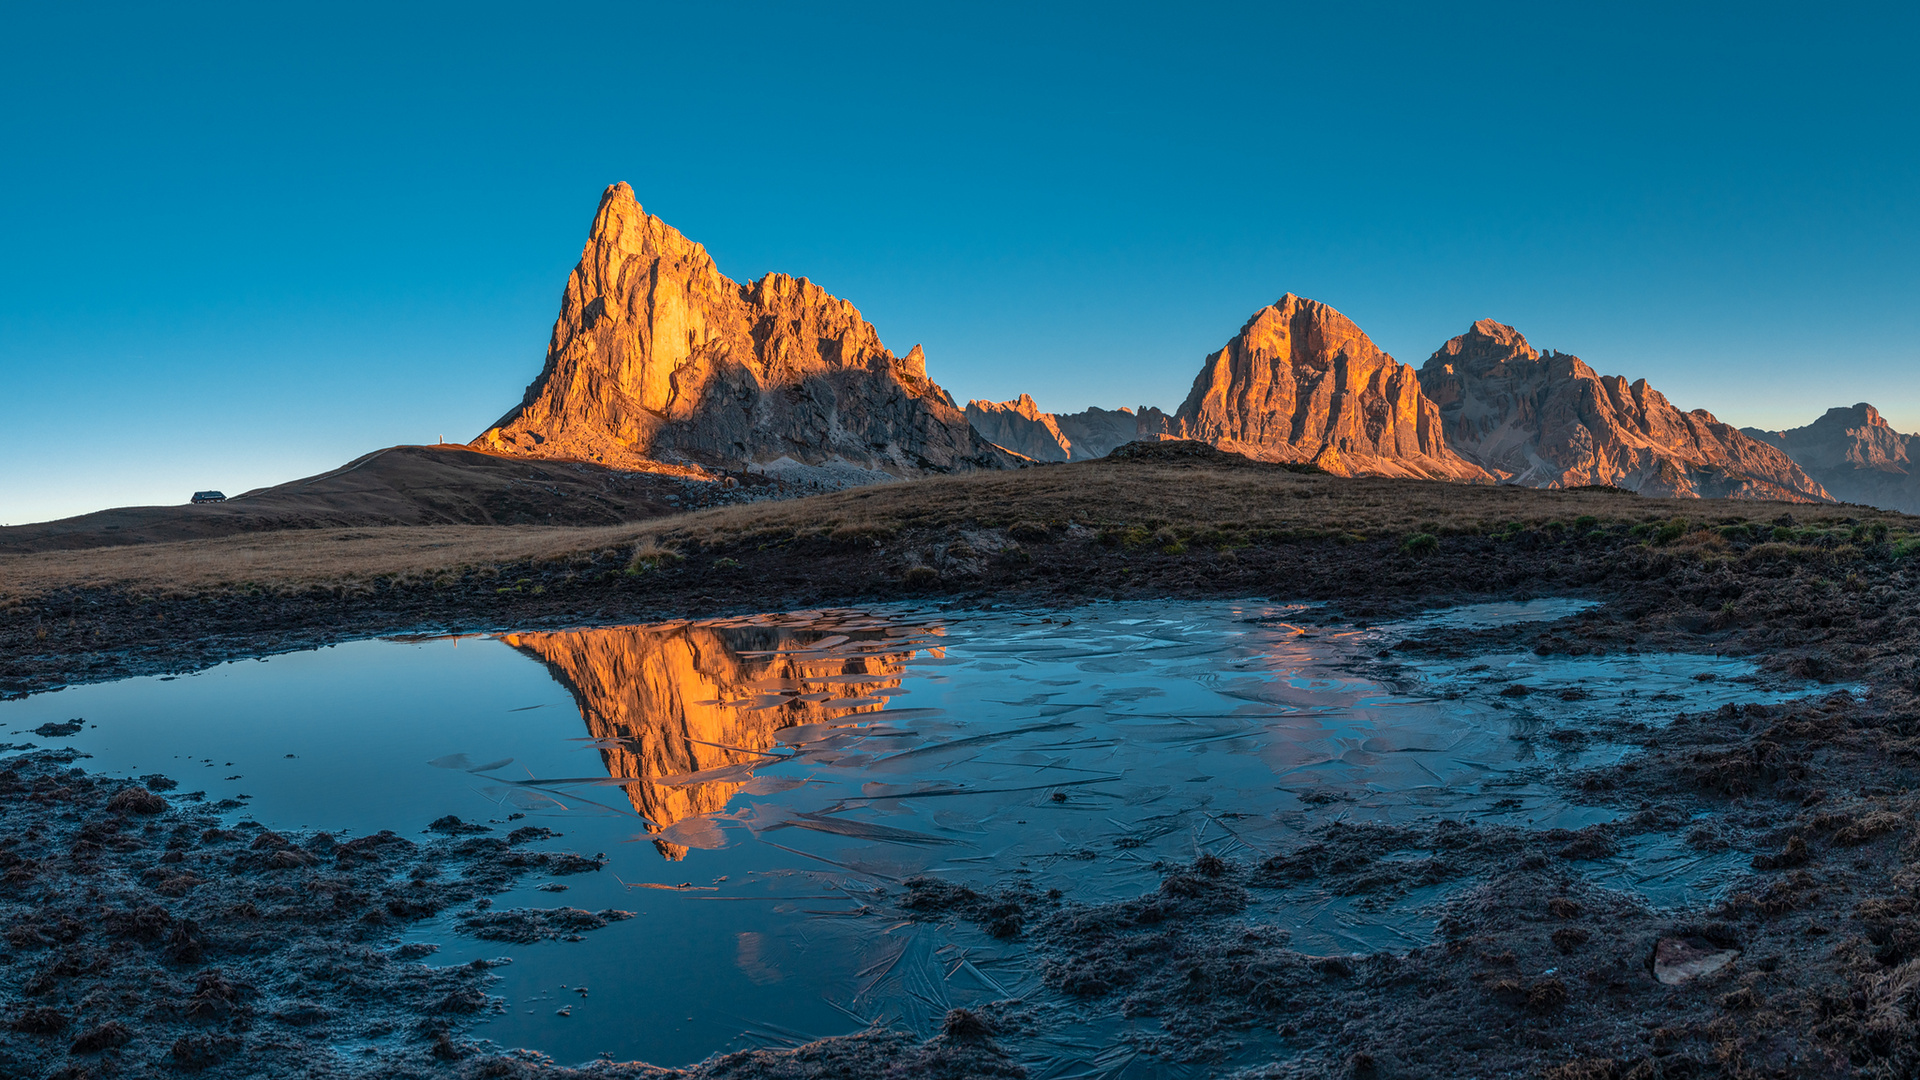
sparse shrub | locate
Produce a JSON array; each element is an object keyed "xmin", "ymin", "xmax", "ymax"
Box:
[
  {"xmin": 1653, "ymin": 520, "xmax": 1689, "ymax": 545},
  {"xmin": 1629, "ymin": 523, "xmax": 1655, "ymax": 539},
  {"xmin": 1771, "ymin": 525, "xmax": 1795, "ymax": 542},
  {"xmin": 1401, "ymin": 532, "xmax": 1439, "ymax": 556},
  {"xmin": 711, "ymin": 557, "xmax": 741, "ymax": 570},
  {"xmin": 1871, "ymin": 522, "xmax": 1890, "ymax": 543},
  {"xmin": 1719, "ymin": 524, "xmax": 1750, "ymax": 541},
  {"xmin": 903, "ymin": 565, "xmax": 939, "ymax": 586},
  {"xmin": 1160, "ymin": 540, "xmax": 1187, "ymax": 555},
  {"xmin": 625, "ymin": 541, "xmax": 682, "ymax": 575},
  {"xmin": 1191, "ymin": 528, "xmax": 1246, "ymax": 550},
  {"xmin": 1573, "ymin": 515, "xmax": 1598, "ymax": 530},
  {"xmin": 1008, "ymin": 521, "xmax": 1055, "ymax": 542}
]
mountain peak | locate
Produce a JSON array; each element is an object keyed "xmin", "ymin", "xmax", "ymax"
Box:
[
  {"xmin": 1417, "ymin": 329, "xmax": 1829, "ymax": 502},
  {"xmin": 1835, "ymin": 402, "xmax": 1890, "ymax": 429},
  {"xmin": 476, "ymin": 183, "xmax": 1005, "ymax": 479},
  {"xmin": 1165, "ymin": 295, "xmax": 1488, "ymax": 480},
  {"xmin": 1748, "ymin": 402, "xmax": 1917, "ymax": 511},
  {"xmin": 1425, "ymin": 320, "xmax": 1541, "ymax": 369},
  {"xmin": 1468, "ymin": 318, "xmax": 1530, "ymax": 348}
]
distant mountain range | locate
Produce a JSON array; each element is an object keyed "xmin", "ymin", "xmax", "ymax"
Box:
[
  {"xmin": 1417, "ymin": 320, "xmax": 1828, "ymax": 501},
  {"xmin": 477, "ymin": 183, "xmax": 1909, "ymax": 512},
  {"xmin": 12, "ymin": 182, "xmax": 1911, "ymax": 547},
  {"xmin": 1744, "ymin": 405, "xmax": 1920, "ymax": 514}
]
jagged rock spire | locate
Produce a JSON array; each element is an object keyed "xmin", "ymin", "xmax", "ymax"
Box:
[{"xmin": 478, "ymin": 183, "xmax": 1005, "ymax": 478}]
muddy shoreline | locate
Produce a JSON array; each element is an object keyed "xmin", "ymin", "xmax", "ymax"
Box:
[
  {"xmin": 5, "ymin": 523, "xmax": 1920, "ymax": 1077},
  {"xmin": 4, "ymin": 523, "xmax": 1894, "ymax": 699}
]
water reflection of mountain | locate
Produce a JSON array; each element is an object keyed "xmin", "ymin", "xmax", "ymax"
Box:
[{"xmin": 504, "ymin": 615, "xmax": 931, "ymax": 858}]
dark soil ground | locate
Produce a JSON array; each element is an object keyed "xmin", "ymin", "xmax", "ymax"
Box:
[{"xmin": 4, "ymin": 479, "xmax": 1920, "ymax": 1077}]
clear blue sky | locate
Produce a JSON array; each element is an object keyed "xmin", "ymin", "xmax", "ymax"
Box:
[{"xmin": 4, "ymin": 2, "xmax": 1916, "ymax": 524}]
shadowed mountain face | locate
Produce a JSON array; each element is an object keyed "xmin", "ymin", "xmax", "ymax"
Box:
[
  {"xmin": 1418, "ymin": 321, "xmax": 1832, "ymax": 502},
  {"xmin": 504, "ymin": 616, "xmax": 931, "ymax": 859},
  {"xmin": 1745, "ymin": 405, "xmax": 1920, "ymax": 513},
  {"xmin": 477, "ymin": 183, "xmax": 1010, "ymax": 483},
  {"xmin": 963, "ymin": 395, "xmax": 1171, "ymax": 462}
]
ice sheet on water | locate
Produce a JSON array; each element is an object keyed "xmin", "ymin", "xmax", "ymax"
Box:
[
  {"xmin": 0, "ymin": 597, "xmax": 1837, "ymax": 1072},
  {"xmin": 1377, "ymin": 597, "xmax": 1602, "ymax": 631}
]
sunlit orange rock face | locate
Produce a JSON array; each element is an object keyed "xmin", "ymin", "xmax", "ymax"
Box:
[
  {"xmin": 1160, "ymin": 295, "xmax": 1491, "ymax": 480},
  {"xmin": 477, "ymin": 182, "xmax": 1008, "ymax": 478},
  {"xmin": 503, "ymin": 621, "xmax": 913, "ymax": 859},
  {"xmin": 1418, "ymin": 320, "xmax": 1832, "ymax": 501}
]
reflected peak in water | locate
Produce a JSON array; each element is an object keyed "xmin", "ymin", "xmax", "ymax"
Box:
[{"xmin": 503, "ymin": 610, "xmax": 940, "ymax": 858}]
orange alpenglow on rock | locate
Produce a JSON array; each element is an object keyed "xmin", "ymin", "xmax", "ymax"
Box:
[
  {"xmin": 1418, "ymin": 320, "xmax": 1832, "ymax": 501},
  {"xmin": 476, "ymin": 182, "xmax": 1009, "ymax": 480},
  {"xmin": 504, "ymin": 621, "xmax": 911, "ymax": 861},
  {"xmin": 1161, "ymin": 294, "xmax": 1490, "ymax": 480}
]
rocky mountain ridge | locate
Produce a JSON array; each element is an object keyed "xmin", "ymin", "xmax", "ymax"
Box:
[
  {"xmin": 979, "ymin": 307, "xmax": 1852, "ymax": 506},
  {"xmin": 1744, "ymin": 404, "xmax": 1920, "ymax": 513},
  {"xmin": 963, "ymin": 395, "xmax": 1170, "ymax": 462},
  {"xmin": 1416, "ymin": 320, "xmax": 1829, "ymax": 501},
  {"xmin": 470, "ymin": 182, "xmax": 1859, "ymax": 508},
  {"xmin": 475, "ymin": 183, "xmax": 1010, "ymax": 483}
]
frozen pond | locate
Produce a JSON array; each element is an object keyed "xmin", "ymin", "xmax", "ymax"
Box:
[{"xmin": 0, "ymin": 600, "xmax": 1829, "ymax": 1071}]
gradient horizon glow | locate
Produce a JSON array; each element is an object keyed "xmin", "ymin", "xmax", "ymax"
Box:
[{"xmin": 4, "ymin": 2, "xmax": 1917, "ymax": 524}]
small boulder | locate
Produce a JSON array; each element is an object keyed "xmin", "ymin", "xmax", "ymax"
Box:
[{"xmin": 1653, "ymin": 937, "xmax": 1738, "ymax": 985}]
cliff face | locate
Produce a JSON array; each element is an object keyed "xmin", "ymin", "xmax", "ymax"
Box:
[
  {"xmin": 1744, "ymin": 404, "xmax": 1920, "ymax": 513},
  {"xmin": 1418, "ymin": 321, "xmax": 1832, "ymax": 502},
  {"xmin": 964, "ymin": 396, "xmax": 1165, "ymax": 462},
  {"xmin": 1164, "ymin": 295, "xmax": 1489, "ymax": 480},
  {"xmin": 505, "ymin": 620, "xmax": 918, "ymax": 860},
  {"xmin": 477, "ymin": 183, "xmax": 1009, "ymax": 479}
]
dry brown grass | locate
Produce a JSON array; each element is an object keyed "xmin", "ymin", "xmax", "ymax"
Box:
[
  {"xmin": 0, "ymin": 524, "xmax": 641, "ymax": 599},
  {"xmin": 2, "ymin": 461, "xmax": 1912, "ymax": 599},
  {"xmin": 627, "ymin": 462, "xmax": 1913, "ymax": 549}
]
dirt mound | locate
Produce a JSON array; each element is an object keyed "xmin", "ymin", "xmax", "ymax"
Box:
[{"xmin": 1105, "ymin": 439, "xmax": 1320, "ymax": 471}]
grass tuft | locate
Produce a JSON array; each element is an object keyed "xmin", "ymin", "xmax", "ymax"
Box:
[{"xmin": 625, "ymin": 540, "xmax": 682, "ymax": 575}]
